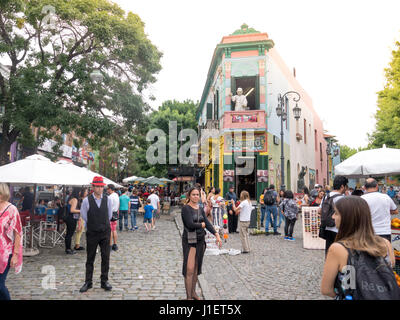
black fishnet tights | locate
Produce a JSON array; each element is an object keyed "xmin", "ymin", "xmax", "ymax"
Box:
[{"xmin": 185, "ymin": 247, "xmax": 200, "ymax": 300}]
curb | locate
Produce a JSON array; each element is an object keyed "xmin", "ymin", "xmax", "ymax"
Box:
[{"xmin": 172, "ymin": 208, "xmax": 214, "ymax": 301}]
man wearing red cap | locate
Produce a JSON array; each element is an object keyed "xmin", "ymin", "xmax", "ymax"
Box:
[{"xmin": 79, "ymin": 176, "xmax": 114, "ymax": 292}]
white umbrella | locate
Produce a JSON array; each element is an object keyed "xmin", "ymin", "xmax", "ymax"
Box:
[
  {"xmin": 55, "ymin": 160, "xmax": 122, "ymax": 188},
  {"xmin": 0, "ymin": 154, "xmax": 79, "ymax": 186},
  {"xmin": 335, "ymin": 145, "xmax": 400, "ymax": 178},
  {"xmin": 122, "ymin": 175, "xmax": 138, "ymax": 184}
]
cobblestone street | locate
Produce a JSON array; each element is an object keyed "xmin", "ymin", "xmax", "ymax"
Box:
[{"xmin": 7, "ymin": 207, "xmax": 329, "ymax": 300}]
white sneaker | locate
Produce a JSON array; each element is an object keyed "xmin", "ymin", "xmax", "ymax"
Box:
[{"xmin": 152, "ymin": 226, "xmax": 156, "ymax": 230}]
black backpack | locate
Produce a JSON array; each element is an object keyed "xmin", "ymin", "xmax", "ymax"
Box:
[
  {"xmin": 264, "ymin": 190, "xmax": 275, "ymax": 206},
  {"xmin": 320, "ymin": 194, "xmax": 342, "ymax": 228},
  {"xmin": 336, "ymin": 243, "xmax": 400, "ymax": 300}
]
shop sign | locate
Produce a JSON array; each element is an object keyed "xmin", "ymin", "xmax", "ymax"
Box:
[{"xmin": 225, "ymin": 134, "xmax": 266, "ymax": 153}]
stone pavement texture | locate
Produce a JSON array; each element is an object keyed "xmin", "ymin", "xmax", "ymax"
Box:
[{"xmin": 7, "ymin": 207, "xmax": 330, "ymax": 300}]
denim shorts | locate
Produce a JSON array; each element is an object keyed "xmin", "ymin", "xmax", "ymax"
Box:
[{"xmin": 143, "ymin": 217, "xmax": 152, "ymax": 224}]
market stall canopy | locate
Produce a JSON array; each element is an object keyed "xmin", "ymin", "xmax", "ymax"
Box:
[
  {"xmin": 0, "ymin": 154, "xmax": 82, "ymax": 186},
  {"xmin": 56, "ymin": 160, "xmax": 122, "ymax": 188},
  {"xmin": 142, "ymin": 176, "xmax": 164, "ymax": 186},
  {"xmin": 159, "ymin": 178, "xmax": 175, "ymax": 183},
  {"xmin": 334, "ymin": 145, "xmax": 400, "ymax": 178},
  {"xmin": 122, "ymin": 175, "xmax": 138, "ymax": 184}
]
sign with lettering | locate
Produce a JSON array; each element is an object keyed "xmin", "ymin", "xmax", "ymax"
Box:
[
  {"xmin": 225, "ymin": 133, "xmax": 266, "ymax": 153},
  {"xmin": 231, "ymin": 114, "xmax": 258, "ymax": 123}
]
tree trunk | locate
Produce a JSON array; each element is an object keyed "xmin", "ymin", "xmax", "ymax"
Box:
[{"xmin": 0, "ymin": 138, "xmax": 12, "ymax": 166}]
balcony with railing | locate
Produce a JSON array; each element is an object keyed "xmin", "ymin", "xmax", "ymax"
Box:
[{"xmin": 222, "ymin": 110, "xmax": 266, "ymax": 130}]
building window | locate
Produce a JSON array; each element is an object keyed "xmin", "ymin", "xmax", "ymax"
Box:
[
  {"xmin": 231, "ymin": 76, "xmax": 259, "ymax": 110},
  {"xmin": 320, "ymin": 142, "xmax": 323, "ymax": 161},
  {"xmin": 314, "ymin": 130, "xmax": 317, "ymax": 150},
  {"xmin": 304, "ymin": 119, "xmax": 307, "ymax": 144}
]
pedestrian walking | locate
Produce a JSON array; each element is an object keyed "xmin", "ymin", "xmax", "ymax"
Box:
[
  {"xmin": 225, "ymin": 185, "xmax": 238, "ymax": 233},
  {"xmin": 65, "ymin": 187, "xmax": 81, "ymax": 255},
  {"xmin": 279, "ymin": 190, "xmax": 299, "ymax": 241},
  {"xmin": 0, "ymin": 183, "xmax": 23, "ymax": 300},
  {"xmin": 79, "ymin": 177, "xmax": 114, "ymax": 293},
  {"xmin": 148, "ymin": 189, "xmax": 160, "ymax": 230},
  {"xmin": 263, "ymin": 185, "xmax": 280, "ymax": 236},
  {"xmin": 181, "ymin": 187, "xmax": 222, "ymax": 300},
  {"xmin": 129, "ymin": 190, "xmax": 141, "ymax": 230},
  {"xmin": 231, "ymin": 191, "xmax": 252, "ymax": 253},
  {"xmin": 107, "ymin": 184, "xmax": 120, "ymax": 251},
  {"xmin": 143, "ymin": 199, "xmax": 154, "ymax": 232},
  {"xmin": 211, "ymin": 188, "xmax": 224, "ymax": 230},
  {"xmin": 119, "ymin": 188, "xmax": 130, "ymax": 231},
  {"xmin": 277, "ymin": 189, "xmax": 286, "ymax": 228},
  {"xmin": 319, "ymin": 175, "xmax": 348, "ymax": 256},
  {"xmin": 361, "ymin": 178, "xmax": 398, "ymax": 242},
  {"xmin": 321, "ymin": 196, "xmax": 400, "ymax": 300},
  {"xmin": 74, "ymin": 188, "xmax": 88, "ymax": 251}
]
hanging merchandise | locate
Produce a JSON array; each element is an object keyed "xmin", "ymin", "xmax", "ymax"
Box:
[{"xmin": 223, "ymin": 213, "xmax": 229, "ymax": 241}]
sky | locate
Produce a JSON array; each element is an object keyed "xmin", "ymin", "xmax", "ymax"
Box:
[{"xmin": 115, "ymin": 0, "xmax": 400, "ymax": 149}]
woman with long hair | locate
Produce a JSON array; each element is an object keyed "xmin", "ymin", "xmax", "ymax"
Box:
[
  {"xmin": 277, "ymin": 189, "xmax": 286, "ymax": 228},
  {"xmin": 321, "ymin": 196, "xmax": 400, "ymax": 299},
  {"xmin": 74, "ymin": 188, "xmax": 88, "ymax": 251},
  {"xmin": 302, "ymin": 186, "xmax": 310, "ymax": 206},
  {"xmin": 181, "ymin": 187, "xmax": 222, "ymax": 300},
  {"xmin": 231, "ymin": 190, "xmax": 253, "ymax": 253},
  {"xmin": 65, "ymin": 187, "xmax": 81, "ymax": 254},
  {"xmin": 310, "ymin": 190, "xmax": 325, "ymax": 207}
]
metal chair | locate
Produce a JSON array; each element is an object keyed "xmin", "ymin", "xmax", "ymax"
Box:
[{"xmin": 39, "ymin": 208, "xmax": 65, "ymax": 248}]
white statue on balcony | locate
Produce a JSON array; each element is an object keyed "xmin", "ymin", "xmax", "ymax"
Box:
[{"xmin": 230, "ymin": 87, "xmax": 248, "ymax": 111}]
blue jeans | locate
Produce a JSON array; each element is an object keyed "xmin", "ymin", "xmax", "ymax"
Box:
[
  {"xmin": 278, "ymin": 208, "xmax": 285, "ymax": 228},
  {"xmin": 130, "ymin": 209, "xmax": 138, "ymax": 228},
  {"xmin": 265, "ymin": 205, "xmax": 278, "ymax": 233},
  {"xmin": 119, "ymin": 210, "xmax": 129, "ymax": 231},
  {"xmin": 0, "ymin": 255, "xmax": 11, "ymax": 300},
  {"xmin": 260, "ymin": 206, "xmax": 266, "ymax": 226}
]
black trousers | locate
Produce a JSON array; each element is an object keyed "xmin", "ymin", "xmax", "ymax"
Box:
[
  {"xmin": 65, "ymin": 216, "xmax": 77, "ymax": 251},
  {"xmin": 324, "ymin": 230, "xmax": 338, "ymax": 257},
  {"xmin": 284, "ymin": 218, "xmax": 297, "ymax": 237},
  {"xmin": 227, "ymin": 206, "xmax": 238, "ymax": 233},
  {"xmin": 85, "ymin": 230, "xmax": 111, "ymax": 283}
]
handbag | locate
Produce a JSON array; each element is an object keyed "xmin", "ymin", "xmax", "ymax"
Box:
[
  {"xmin": 186, "ymin": 208, "xmax": 200, "ymax": 244},
  {"xmin": 111, "ymin": 211, "xmax": 119, "ymax": 222}
]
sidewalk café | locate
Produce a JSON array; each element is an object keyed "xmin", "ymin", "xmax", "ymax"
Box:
[{"xmin": 0, "ymin": 154, "xmax": 121, "ymax": 256}]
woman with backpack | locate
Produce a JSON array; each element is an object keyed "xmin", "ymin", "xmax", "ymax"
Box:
[
  {"xmin": 279, "ymin": 190, "xmax": 299, "ymax": 241},
  {"xmin": 321, "ymin": 196, "xmax": 400, "ymax": 300}
]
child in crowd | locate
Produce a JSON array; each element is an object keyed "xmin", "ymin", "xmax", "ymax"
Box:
[
  {"xmin": 279, "ymin": 190, "xmax": 299, "ymax": 241},
  {"xmin": 143, "ymin": 199, "xmax": 154, "ymax": 232}
]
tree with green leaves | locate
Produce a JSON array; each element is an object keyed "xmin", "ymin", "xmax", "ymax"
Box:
[
  {"xmin": 0, "ymin": 0, "xmax": 162, "ymax": 165},
  {"xmin": 369, "ymin": 38, "xmax": 400, "ymax": 149},
  {"xmin": 129, "ymin": 99, "xmax": 199, "ymax": 178}
]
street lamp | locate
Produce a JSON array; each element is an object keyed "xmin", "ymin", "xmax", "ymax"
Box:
[{"xmin": 276, "ymin": 91, "xmax": 301, "ymax": 191}]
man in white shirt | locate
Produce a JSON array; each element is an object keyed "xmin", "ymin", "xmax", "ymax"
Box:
[
  {"xmin": 361, "ymin": 178, "xmax": 398, "ymax": 241},
  {"xmin": 107, "ymin": 184, "xmax": 120, "ymax": 251},
  {"xmin": 148, "ymin": 189, "xmax": 160, "ymax": 230}
]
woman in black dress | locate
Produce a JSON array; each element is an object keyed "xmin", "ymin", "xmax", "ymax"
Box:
[{"xmin": 181, "ymin": 187, "xmax": 222, "ymax": 300}]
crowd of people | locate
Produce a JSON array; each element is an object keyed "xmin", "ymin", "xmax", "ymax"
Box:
[{"xmin": 1, "ymin": 173, "xmax": 400, "ymax": 300}]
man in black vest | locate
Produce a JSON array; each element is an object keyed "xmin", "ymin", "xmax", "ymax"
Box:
[{"xmin": 79, "ymin": 176, "xmax": 114, "ymax": 293}]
